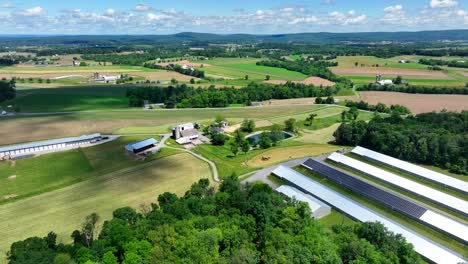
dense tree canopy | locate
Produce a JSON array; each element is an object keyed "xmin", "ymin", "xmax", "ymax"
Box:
[
  {"xmin": 8, "ymin": 176, "xmax": 421, "ymax": 264},
  {"xmin": 0, "ymin": 80, "xmax": 16, "ymax": 103},
  {"xmin": 333, "ymin": 111, "xmax": 468, "ymax": 175},
  {"xmin": 126, "ymin": 82, "xmax": 339, "ymax": 108},
  {"xmin": 357, "ymin": 83, "xmax": 468, "ymax": 95}
]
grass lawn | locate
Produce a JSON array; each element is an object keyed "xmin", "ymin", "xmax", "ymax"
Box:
[
  {"xmin": 0, "ymin": 153, "xmax": 211, "ymax": 261},
  {"xmin": 294, "ymin": 166, "xmax": 468, "ymax": 256},
  {"xmin": 247, "ymin": 144, "xmax": 340, "ymax": 167},
  {"xmin": 317, "ymin": 209, "xmax": 355, "ymax": 229},
  {"xmin": 0, "ymin": 136, "xmax": 167, "ymax": 204}
]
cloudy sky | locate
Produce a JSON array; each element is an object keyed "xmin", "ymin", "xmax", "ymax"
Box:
[{"xmin": 0, "ymin": 0, "xmax": 466, "ymax": 34}]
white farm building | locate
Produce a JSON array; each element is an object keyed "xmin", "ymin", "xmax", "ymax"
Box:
[{"xmin": 0, "ymin": 134, "xmax": 103, "ymax": 159}]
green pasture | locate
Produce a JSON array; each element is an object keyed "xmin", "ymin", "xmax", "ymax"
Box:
[
  {"xmin": 0, "ymin": 152, "xmax": 210, "ymax": 262},
  {"xmin": 194, "ymin": 57, "xmax": 307, "ymax": 80},
  {"xmin": 0, "ymin": 136, "xmax": 166, "ymax": 204},
  {"xmin": 1, "ymin": 86, "xmax": 130, "ymax": 112}
]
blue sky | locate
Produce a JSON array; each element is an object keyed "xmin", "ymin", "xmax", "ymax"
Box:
[{"xmin": 0, "ymin": 0, "xmax": 466, "ymax": 34}]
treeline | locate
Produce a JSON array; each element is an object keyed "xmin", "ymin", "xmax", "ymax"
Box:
[
  {"xmin": 126, "ymin": 82, "xmax": 337, "ymax": 108},
  {"xmin": 419, "ymin": 58, "xmax": 468, "ymax": 68},
  {"xmin": 256, "ymin": 59, "xmax": 351, "ymax": 86},
  {"xmin": 333, "ymin": 111, "xmax": 468, "ymax": 175},
  {"xmin": 0, "ymin": 80, "xmax": 15, "ymax": 102},
  {"xmin": 8, "ymin": 176, "xmax": 420, "ymax": 264},
  {"xmin": 143, "ymin": 63, "xmax": 205, "ymax": 78},
  {"xmin": 344, "ymin": 101, "xmax": 411, "ymax": 115},
  {"xmin": 357, "ymin": 83, "xmax": 468, "ymax": 95}
]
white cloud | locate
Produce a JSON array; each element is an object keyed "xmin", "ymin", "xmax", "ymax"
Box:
[
  {"xmin": 289, "ymin": 16, "xmax": 320, "ymax": 25},
  {"xmin": 456, "ymin": 10, "xmax": 467, "ymax": 16},
  {"xmin": 329, "ymin": 10, "xmax": 367, "ymax": 25},
  {"xmin": 384, "ymin": 5, "xmax": 403, "ymax": 13},
  {"xmin": 382, "ymin": 5, "xmax": 406, "ymax": 24},
  {"xmin": 1, "ymin": 2, "xmax": 13, "ymax": 8},
  {"xmin": 16, "ymin": 6, "xmax": 44, "ymax": 17},
  {"xmin": 134, "ymin": 4, "xmax": 152, "ymax": 12},
  {"xmin": 147, "ymin": 12, "xmax": 171, "ymax": 22},
  {"xmin": 429, "ymin": 0, "xmax": 458, "ymax": 8}
]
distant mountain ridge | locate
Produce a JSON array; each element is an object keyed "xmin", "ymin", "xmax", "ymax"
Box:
[{"xmin": 0, "ymin": 30, "xmax": 467, "ymax": 45}]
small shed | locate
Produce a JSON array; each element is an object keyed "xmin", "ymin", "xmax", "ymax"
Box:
[{"xmin": 125, "ymin": 138, "xmax": 158, "ymax": 153}]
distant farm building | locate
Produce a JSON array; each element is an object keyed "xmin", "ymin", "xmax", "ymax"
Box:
[
  {"xmin": 375, "ymin": 75, "xmax": 393, "ymax": 85},
  {"xmin": 125, "ymin": 138, "xmax": 158, "ymax": 153},
  {"xmin": 172, "ymin": 123, "xmax": 200, "ymax": 144},
  {"xmin": 93, "ymin": 72, "xmax": 121, "ymax": 82},
  {"xmin": 0, "ymin": 133, "xmax": 102, "ymax": 159}
]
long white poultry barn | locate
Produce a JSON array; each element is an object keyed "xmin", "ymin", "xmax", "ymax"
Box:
[
  {"xmin": 351, "ymin": 146, "xmax": 468, "ymax": 194},
  {"xmin": 0, "ymin": 134, "xmax": 102, "ymax": 157},
  {"xmin": 271, "ymin": 166, "xmax": 466, "ymax": 264}
]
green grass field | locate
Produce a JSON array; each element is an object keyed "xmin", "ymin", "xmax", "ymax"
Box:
[
  {"xmin": 0, "ymin": 105, "xmax": 318, "ymax": 145},
  {"xmin": 294, "ymin": 166, "xmax": 468, "ymax": 256},
  {"xmin": 0, "ymin": 152, "xmax": 211, "ymax": 261},
  {"xmin": 0, "ymin": 136, "xmax": 167, "ymax": 204},
  {"xmin": 194, "ymin": 57, "xmax": 307, "ymax": 81},
  {"xmin": 333, "ymin": 55, "xmax": 468, "ymax": 86}
]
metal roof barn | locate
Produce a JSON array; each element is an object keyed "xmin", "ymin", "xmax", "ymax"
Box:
[
  {"xmin": 125, "ymin": 138, "xmax": 158, "ymax": 153},
  {"xmin": 0, "ymin": 133, "xmax": 102, "ymax": 156},
  {"xmin": 351, "ymin": 146, "xmax": 468, "ymax": 194},
  {"xmin": 328, "ymin": 152, "xmax": 468, "ymax": 216},
  {"xmin": 271, "ymin": 165, "xmax": 465, "ymax": 264},
  {"xmin": 302, "ymin": 158, "xmax": 468, "ymax": 244}
]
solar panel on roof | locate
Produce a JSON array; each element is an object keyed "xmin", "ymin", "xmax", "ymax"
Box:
[
  {"xmin": 271, "ymin": 166, "xmax": 465, "ymax": 264},
  {"xmin": 302, "ymin": 158, "xmax": 468, "ymax": 244},
  {"xmin": 351, "ymin": 146, "xmax": 468, "ymax": 194},
  {"xmin": 327, "ymin": 152, "xmax": 468, "ymax": 216},
  {"xmin": 302, "ymin": 158, "xmax": 427, "ymax": 218}
]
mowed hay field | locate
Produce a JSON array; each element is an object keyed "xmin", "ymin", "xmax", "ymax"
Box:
[
  {"xmin": 0, "ymin": 65, "xmax": 194, "ymax": 83},
  {"xmin": 0, "ymin": 153, "xmax": 211, "ymax": 260},
  {"xmin": 193, "ymin": 58, "xmax": 307, "ymax": 80},
  {"xmin": 0, "ymin": 105, "xmax": 315, "ymax": 145},
  {"xmin": 358, "ymin": 91, "xmax": 468, "ymax": 114},
  {"xmin": 247, "ymin": 144, "xmax": 340, "ymax": 167}
]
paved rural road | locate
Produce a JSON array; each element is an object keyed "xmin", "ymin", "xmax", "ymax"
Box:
[
  {"xmin": 159, "ymin": 135, "xmax": 220, "ymax": 183},
  {"xmin": 242, "ymin": 157, "xmax": 309, "ymax": 188}
]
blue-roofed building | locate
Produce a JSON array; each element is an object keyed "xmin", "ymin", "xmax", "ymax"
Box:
[{"xmin": 125, "ymin": 138, "xmax": 158, "ymax": 153}]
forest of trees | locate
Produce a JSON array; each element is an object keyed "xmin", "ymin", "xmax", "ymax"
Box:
[
  {"xmin": 419, "ymin": 58, "xmax": 468, "ymax": 68},
  {"xmin": 8, "ymin": 176, "xmax": 421, "ymax": 264},
  {"xmin": 333, "ymin": 111, "xmax": 468, "ymax": 175},
  {"xmin": 344, "ymin": 101, "xmax": 411, "ymax": 115},
  {"xmin": 357, "ymin": 83, "xmax": 468, "ymax": 95},
  {"xmin": 126, "ymin": 83, "xmax": 338, "ymax": 108},
  {"xmin": 0, "ymin": 80, "xmax": 16, "ymax": 103}
]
